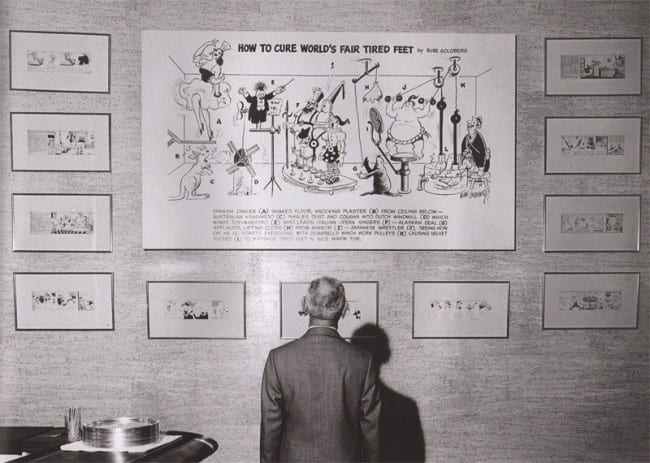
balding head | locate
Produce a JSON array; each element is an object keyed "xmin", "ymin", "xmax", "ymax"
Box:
[{"xmin": 303, "ymin": 276, "xmax": 347, "ymax": 321}]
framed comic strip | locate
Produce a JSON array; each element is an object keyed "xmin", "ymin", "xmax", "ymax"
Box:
[
  {"xmin": 9, "ymin": 30, "xmax": 110, "ymax": 93},
  {"xmin": 147, "ymin": 281, "xmax": 246, "ymax": 339},
  {"xmin": 545, "ymin": 117, "xmax": 642, "ymax": 174},
  {"xmin": 11, "ymin": 112, "xmax": 111, "ymax": 172},
  {"xmin": 545, "ymin": 37, "xmax": 642, "ymax": 96},
  {"xmin": 14, "ymin": 272, "xmax": 114, "ymax": 331},
  {"xmin": 543, "ymin": 273, "xmax": 639, "ymax": 329},
  {"xmin": 412, "ymin": 281, "xmax": 510, "ymax": 338},
  {"xmin": 12, "ymin": 194, "xmax": 113, "ymax": 252},
  {"xmin": 280, "ymin": 281, "xmax": 378, "ymax": 339},
  {"xmin": 544, "ymin": 195, "xmax": 640, "ymax": 252}
]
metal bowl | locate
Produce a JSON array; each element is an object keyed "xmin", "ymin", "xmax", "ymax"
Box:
[{"xmin": 82, "ymin": 417, "xmax": 160, "ymax": 448}]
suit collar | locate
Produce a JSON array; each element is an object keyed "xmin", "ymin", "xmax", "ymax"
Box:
[{"xmin": 304, "ymin": 326, "xmax": 341, "ymax": 338}]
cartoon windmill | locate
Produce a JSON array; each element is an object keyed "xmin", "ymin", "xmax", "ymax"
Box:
[{"xmin": 226, "ymin": 140, "xmax": 260, "ymax": 195}]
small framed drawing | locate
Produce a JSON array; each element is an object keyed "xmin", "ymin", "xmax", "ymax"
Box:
[
  {"xmin": 412, "ymin": 281, "xmax": 509, "ymax": 338},
  {"xmin": 545, "ymin": 37, "xmax": 642, "ymax": 96},
  {"xmin": 11, "ymin": 112, "xmax": 111, "ymax": 172},
  {"xmin": 544, "ymin": 195, "xmax": 640, "ymax": 252},
  {"xmin": 10, "ymin": 30, "xmax": 110, "ymax": 93},
  {"xmin": 14, "ymin": 272, "xmax": 114, "ymax": 331},
  {"xmin": 543, "ymin": 273, "xmax": 639, "ymax": 329},
  {"xmin": 12, "ymin": 194, "xmax": 112, "ymax": 252},
  {"xmin": 545, "ymin": 117, "xmax": 642, "ymax": 174},
  {"xmin": 280, "ymin": 281, "xmax": 378, "ymax": 339},
  {"xmin": 147, "ymin": 281, "xmax": 246, "ymax": 339}
]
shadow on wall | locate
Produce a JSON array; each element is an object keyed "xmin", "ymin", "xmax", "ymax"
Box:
[{"xmin": 351, "ymin": 324, "xmax": 425, "ymax": 463}]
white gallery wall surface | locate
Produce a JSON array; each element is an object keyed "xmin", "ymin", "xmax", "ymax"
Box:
[{"xmin": 1, "ymin": 1, "xmax": 648, "ymax": 462}]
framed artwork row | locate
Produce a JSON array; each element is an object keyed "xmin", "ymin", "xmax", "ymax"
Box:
[
  {"xmin": 10, "ymin": 277, "xmax": 641, "ymax": 334},
  {"xmin": 12, "ymin": 194, "xmax": 640, "ymax": 253},
  {"xmin": 7, "ymin": 32, "xmax": 642, "ymax": 336}
]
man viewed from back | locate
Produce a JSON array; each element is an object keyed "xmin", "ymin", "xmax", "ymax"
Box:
[{"xmin": 261, "ymin": 276, "xmax": 381, "ymax": 462}]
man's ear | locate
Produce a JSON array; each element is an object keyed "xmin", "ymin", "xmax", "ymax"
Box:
[{"xmin": 340, "ymin": 302, "xmax": 350, "ymax": 319}]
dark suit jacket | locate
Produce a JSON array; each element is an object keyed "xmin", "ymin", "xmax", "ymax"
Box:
[
  {"xmin": 261, "ymin": 327, "xmax": 381, "ymax": 462},
  {"xmin": 245, "ymin": 93, "xmax": 275, "ymax": 124},
  {"xmin": 461, "ymin": 131, "xmax": 490, "ymax": 172}
]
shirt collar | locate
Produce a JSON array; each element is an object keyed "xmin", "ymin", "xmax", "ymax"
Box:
[
  {"xmin": 308, "ymin": 325, "xmax": 338, "ymax": 332},
  {"xmin": 305, "ymin": 325, "xmax": 340, "ymax": 338}
]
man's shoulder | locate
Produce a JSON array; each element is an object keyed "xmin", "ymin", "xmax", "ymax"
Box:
[
  {"xmin": 267, "ymin": 337, "xmax": 306, "ymax": 360},
  {"xmin": 270, "ymin": 334, "xmax": 372, "ymax": 361},
  {"xmin": 268, "ymin": 338, "xmax": 300, "ymax": 355}
]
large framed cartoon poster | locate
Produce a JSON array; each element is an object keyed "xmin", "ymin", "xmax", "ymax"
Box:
[{"xmin": 142, "ymin": 31, "xmax": 515, "ymax": 250}]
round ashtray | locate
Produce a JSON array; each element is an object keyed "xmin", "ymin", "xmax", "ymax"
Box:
[{"xmin": 83, "ymin": 417, "xmax": 160, "ymax": 448}]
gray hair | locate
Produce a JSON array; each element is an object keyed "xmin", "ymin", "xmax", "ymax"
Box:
[{"xmin": 304, "ymin": 276, "xmax": 347, "ymax": 320}]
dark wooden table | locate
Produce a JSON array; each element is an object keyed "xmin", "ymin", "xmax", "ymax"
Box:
[{"xmin": 0, "ymin": 427, "xmax": 218, "ymax": 462}]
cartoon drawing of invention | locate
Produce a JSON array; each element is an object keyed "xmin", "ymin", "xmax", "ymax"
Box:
[
  {"xmin": 359, "ymin": 56, "xmax": 493, "ymax": 198},
  {"xmin": 226, "ymin": 140, "xmax": 260, "ymax": 195},
  {"xmin": 283, "ymin": 81, "xmax": 358, "ymax": 195},
  {"xmin": 367, "ymin": 105, "xmax": 423, "ymax": 195},
  {"xmin": 416, "ymin": 59, "xmax": 493, "ymax": 198},
  {"xmin": 360, "ymin": 59, "xmax": 439, "ymax": 195}
]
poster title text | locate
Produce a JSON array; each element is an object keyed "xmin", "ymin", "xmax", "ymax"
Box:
[{"xmin": 237, "ymin": 43, "xmax": 415, "ymax": 54}]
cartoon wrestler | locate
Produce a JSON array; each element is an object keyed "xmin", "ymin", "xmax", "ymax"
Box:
[{"xmin": 385, "ymin": 95, "xmax": 433, "ymax": 158}]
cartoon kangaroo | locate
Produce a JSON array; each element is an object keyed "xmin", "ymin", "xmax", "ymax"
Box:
[{"xmin": 169, "ymin": 149, "xmax": 214, "ymax": 200}]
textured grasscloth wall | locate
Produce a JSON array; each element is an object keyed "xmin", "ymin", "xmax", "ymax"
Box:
[{"xmin": 1, "ymin": 1, "xmax": 648, "ymax": 462}]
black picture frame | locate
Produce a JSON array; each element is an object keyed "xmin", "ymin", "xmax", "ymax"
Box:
[
  {"xmin": 146, "ymin": 280, "xmax": 247, "ymax": 340},
  {"xmin": 12, "ymin": 193, "xmax": 113, "ymax": 253},
  {"xmin": 14, "ymin": 272, "xmax": 115, "ymax": 331},
  {"xmin": 543, "ymin": 194, "xmax": 641, "ymax": 253},
  {"xmin": 544, "ymin": 116, "xmax": 642, "ymax": 175},
  {"xmin": 544, "ymin": 37, "xmax": 643, "ymax": 96},
  {"xmin": 412, "ymin": 280, "xmax": 510, "ymax": 339},
  {"xmin": 9, "ymin": 30, "xmax": 111, "ymax": 94},
  {"xmin": 542, "ymin": 272, "xmax": 640, "ymax": 330},
  {"xmin": 10, "ymin": 112, "xmax": 112, "ymax": 172}
]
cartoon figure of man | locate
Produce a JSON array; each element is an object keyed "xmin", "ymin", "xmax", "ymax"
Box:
[
  {"xmin": 290, "ymin": 87, "xmax": 325, "ymax": 161},
  {"xmin": 461, "ymin": 116, "xmax": 490, "ymax": 172},
  {"xmin": 238, "ymin": 82, "xmax": 286, "ymax": 128}
]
